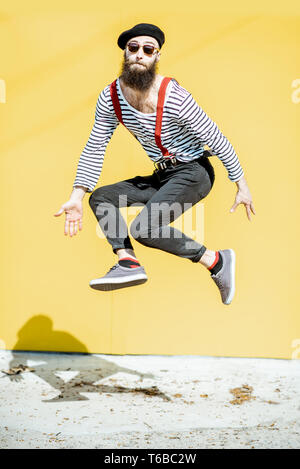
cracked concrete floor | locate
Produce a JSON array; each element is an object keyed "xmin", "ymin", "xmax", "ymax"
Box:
[{"xmin": 0, "ymin": 351, "xmax": 299, "ymax": 449}]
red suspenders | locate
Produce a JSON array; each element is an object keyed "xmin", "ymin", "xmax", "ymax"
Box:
[
  {"xmin": 155, "ymin": 77, "xmax": 172, "ymax": 157},
  {"xmin": 109, "ymin": 77, "xmax": 174, "ymax": 159},
  {"xmin": 109, "ymin": 79, "xmax": 124, "ymax": 125}
]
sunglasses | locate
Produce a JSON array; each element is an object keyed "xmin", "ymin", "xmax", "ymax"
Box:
[{"xmin": 126, "ymin": 42, "xmax": 160, "ymax": 56}]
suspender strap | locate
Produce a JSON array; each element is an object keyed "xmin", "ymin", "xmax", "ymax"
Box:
[
  {"xmin": 110, "ymin": 77, "xmax": 174, "ymax": 158},
  {"xmin": 110, "ymin": 79, "xmax": 124, "ymax": 125},
  {"xmin": 155, "ymin": 77, "xmax": 172, "ymax": 157}
]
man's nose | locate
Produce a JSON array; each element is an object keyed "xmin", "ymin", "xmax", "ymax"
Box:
[{"xmin": 136, "ymin": 47, "xmax": 144, "ymax": 59}]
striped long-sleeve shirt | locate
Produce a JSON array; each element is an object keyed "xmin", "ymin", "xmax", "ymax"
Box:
[{"xmin": 73, "ymin": 78, "xmax": 244, "ymax": 192}]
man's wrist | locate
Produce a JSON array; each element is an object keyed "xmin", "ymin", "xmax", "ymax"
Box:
[
  {"xmin": 235, "ymin": 176, "xmax": 247, "ymax": 190},
  {"xmin": 70, "ymin": 186, "xmax": 88, "ymax": 201}
]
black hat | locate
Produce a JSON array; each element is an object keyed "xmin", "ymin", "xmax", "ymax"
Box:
[{"xmin": 117, "ymin": 23, "xmax": 165, "ymax": 50}]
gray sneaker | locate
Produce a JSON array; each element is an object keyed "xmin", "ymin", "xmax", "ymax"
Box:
[
  {"xmin": 211, "ymin": 249, "xmax": 236, "ymax": 305},
  {"xmin": 89, "ymin": 263, "xmax": 148, "ymax": 291}
]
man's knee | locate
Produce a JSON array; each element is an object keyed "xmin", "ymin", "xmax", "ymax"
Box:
[
  {"xmin": 89, "ymin": 187, "xmax": 114, "ymax": 211},
  {"xmin": 129, "ymin": 208, "xmax": 146, "ymax": 237},
  {"xmin": 130, "ymin": 214, "xmax": 160, "ymax": 245}
]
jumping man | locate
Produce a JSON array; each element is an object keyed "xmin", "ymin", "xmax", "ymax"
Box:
[{"xmin": 54, "ymin": 23, "xmax": 255, "ymax": 304}]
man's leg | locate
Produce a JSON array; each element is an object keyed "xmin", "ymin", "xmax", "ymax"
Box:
[
  {"xmin": 129, "ymin": 158, "xmax": 235, "ymax": 305},
  {"xmin": 88, "ymin": 173, "xmax": 159, "ymax": 290},
  {"xmin": 88, "ymin": 159, "xmax": 235, "ymax": 303},
  {"xmin": 129, "ymin": 159, "xmax": 213, "ymax": 262},
  {"xmin": 89, "ymin": 174, "xmax": 158, "ymax": 257}
]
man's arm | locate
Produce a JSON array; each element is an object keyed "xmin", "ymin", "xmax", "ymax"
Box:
[
  {"xmin": 70, "ymin": 186, "xmax": 88, "ymax": 201},
  {"xmin": 231, "ymin": 176, "xmax": 255, "ymax": 221},
  {"xmin": 179, "ymin": 92, "xmax": 255, "ymax": 220},
  {"xmin": 179, "ymin": 92, "xmax": 244, "ymax": 182},
  {"xmin": 72, "ymin": 86, "xmax": 119, "ymax": 193},
  {"xmin": 54, "ymin": 86, "xmax": 119, "ymax": 237}
]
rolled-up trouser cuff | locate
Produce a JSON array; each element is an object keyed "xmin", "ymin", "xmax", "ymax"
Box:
[
  {"xmin": 112, "ymin": 240, "xmax": 134, "ymax": 254},
  {"xmin": 191, "ymin": 246, "xmax": 207, "ymax": 263}
]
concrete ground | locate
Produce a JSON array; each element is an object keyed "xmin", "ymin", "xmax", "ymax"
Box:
[{"xmin": 0, "ymin": 350, "xmax": 299, "ymax": 449}]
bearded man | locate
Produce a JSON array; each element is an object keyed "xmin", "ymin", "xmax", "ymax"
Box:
[{"xmin": 54, "ymin": 23, "xmax": 255, "ymax": 305}]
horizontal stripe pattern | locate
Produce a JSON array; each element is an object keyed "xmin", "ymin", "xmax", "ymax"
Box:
[{"xmin": 73, "ymin": 78, "xmax": 244, "ymax": 192}]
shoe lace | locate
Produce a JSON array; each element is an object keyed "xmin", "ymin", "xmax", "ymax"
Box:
[
  {"xmin": 212, "ymin": 275, "xmax": 226, "ymax": 293},
  {"xmin": 107, "ymin": 264, "xmax": 119, "ymax": 274}
]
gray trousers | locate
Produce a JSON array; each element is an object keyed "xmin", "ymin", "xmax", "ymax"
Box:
[{"xmin": 89, "ymin": 156, "xmax": 215, "ymax": 263}]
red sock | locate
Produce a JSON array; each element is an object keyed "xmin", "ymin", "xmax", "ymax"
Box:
[
  {"xmin": 207, "ymin": 251, "xmax": 223, "ymax": 275},
  {"xmin": 207, "ymin": 251, "xmax": 219, "ymax": 271},
  {"xmin": 118, "ymin": 257, "xmax": 141, "ymax": 269}
]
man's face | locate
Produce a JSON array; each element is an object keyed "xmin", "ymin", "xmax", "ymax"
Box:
[
  {"xmin": 120, "ymin": 35, "xmax": 160, "ymax": 91},
  {"xmin": 124, "ymin": 35, "xmax": 160, "ymax": 71}
]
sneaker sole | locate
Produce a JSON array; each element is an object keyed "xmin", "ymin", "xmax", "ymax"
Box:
[
  {"xmin": 223, "ymin": 249, "xmax": 236, "ymax": 305},
  {"xmin": 89, "ymin": 275, "xmax": 148, "ymax": 291}
]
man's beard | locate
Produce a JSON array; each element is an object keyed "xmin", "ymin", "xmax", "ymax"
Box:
[{"xmin": 120, "ymin": 56, "xmax": 157, "ymax": 91}]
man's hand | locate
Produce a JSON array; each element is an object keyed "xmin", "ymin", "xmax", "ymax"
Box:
[
  {"xmin": 54, "ymin": 199, "xmax": 83, "ymax": 237},
  {"xmin": 230, "ymin": 176, "xmax": 255, "ymax": 221},
  {"xmin": 54, "ymin": 186, "xmax": 87, "ymax": 236}
]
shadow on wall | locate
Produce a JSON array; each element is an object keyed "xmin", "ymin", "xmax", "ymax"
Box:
[
  {"xmin": 6, "ymin": 315, "xmax": 157, "ymax": 402},
  {"xmin": 12, "ymin": 315, "xmax": 88, "ymax": 354}
]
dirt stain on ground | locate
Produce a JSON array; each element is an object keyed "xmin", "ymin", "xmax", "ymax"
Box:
[
  {"xmin": 229, "ymin": 384, "xmax": 255, "ymax": 405},
  {"xmin": 1, "ymin": 364, "xmax": 35, "ymax": 375},
  {"xmin": 71, "ymin": 382, "xmax": 171, "ymax": 401}
]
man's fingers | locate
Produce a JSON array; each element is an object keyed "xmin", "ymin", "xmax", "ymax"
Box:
[
  {"xmin": 69, "ymin": 221, "xmax": 74, "ymax": 237},
  {"xmin": 73, "ymin": 221, "xmax": 78, "ymax": 236},
  {"xmin": 64, "ymin": 219, "xmax": 69, "ymax": 236},
  {"xmin": 64, "ymin": 218, "xmax": 82, "ymax": 236},
  {"xmin": 230, "ymin": 202, "xmax": 239, "ymax": 213},
  {"xmin": 246, "ymin": 204, "xmax": 252, "ymax": 221},
  {"xmin": 54, "ymin": 208, "xmax": 64, "ymax": 217},
  {"xmin": 250, "ymin": 202, "xmax": 256, "ymax": 215}
]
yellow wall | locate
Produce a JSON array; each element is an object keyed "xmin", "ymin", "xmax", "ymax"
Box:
[{"xmin": 1, "ymin": 1, "xmax": 300, "ymax": 358}]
